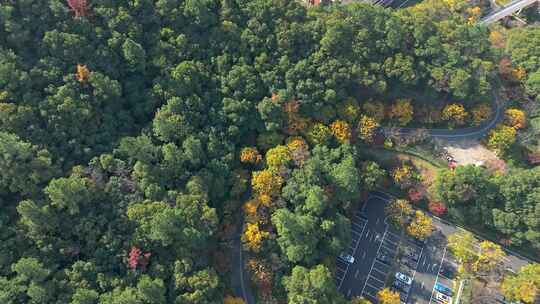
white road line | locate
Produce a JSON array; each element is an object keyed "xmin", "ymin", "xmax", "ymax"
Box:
[
  {"xmin": 381, "ymin": 244, "xmax": 396, "ymax": 253},
  {"xmin": 368, "ymin": 275, "xmax": 385, "ymax": 284},
  {"xmin": 376, "ymin": 218, "xmax": 380, "ymax": 225},
  {"xmin": 351, "ymin": 230, "xmax": 361, "ymax": 236},
  {"xmin": 347, "ymin": 289, "xmax": 352, "ymax": 298},
  {"xmin": 360, "ymin": 226, "xmax": 389, "ymax": 296},
  {"xmin": 372, "ymin": 267, "xmax": 387, "ymax": 275},
  {"xmin": 374, "ymin": 260, "xmax": 391, "ymax": 269},
  {"xmin": 365, "ymin": 229, "xmax": 370, "ymax": 239},
  {"xmin": 354, "ymin": 269, "xmax": 360, "ymax": 279},
  {"xmin": 429, "ymin": 246, "xmax": 448, "ymax": 303},
  {"xmin": 370, "ymin": 232, "xmax": 375, "ymax": 242},
  {"xmin": 362, "ymin": 251, "xmax": 366, "ymax": 259},
  {"xmin": 406, "ymin": 245, "xmax": 424, "ymax": 303},
  {"xmin": 365, "ymin": 281, "xmax": 383, "ymax": 291}
]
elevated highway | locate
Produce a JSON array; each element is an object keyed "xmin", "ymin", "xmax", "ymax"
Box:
[{"xmin": 479, "ymin": 0, "xmax": 539, "ymax": 24}]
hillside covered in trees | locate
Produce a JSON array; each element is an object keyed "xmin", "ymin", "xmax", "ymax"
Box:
[{"xmin": 0, "ymin": 0, "xmax": 538, "ymax": 303}]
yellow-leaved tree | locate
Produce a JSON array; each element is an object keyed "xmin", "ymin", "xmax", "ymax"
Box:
[
  {"xmin": 472, "ymin": 241, "xmax": 506, "ymax": 273},
  {"xmin": 242, "ymin": 222, "xmax": 269, "ymax": 253},
  {"xmin": 358, "ymin": 115, "xmax": 379, "ymax": 143},
  {"xmin": 377, "ymin": 288, "xmax": 400, "ymax": 304},
  {"xmin": 501, "ymin": 264, "xmax": 540, "ymax": 304},
  {"xmin": 407, "ymin": 210, "xmax": 434, "ymax": 240},
  {"xmin": 504, "ymin": 108, "xmax": 526, "ymax": 129},
  {"xmin": 251, "ymin": 170, "xmax": 284, "ymax": 197},
  {"xmin": 265, "ymin": 145, "xmax": 291, "ymax": 169},
  {"xmin": 441, "ymin": 103, "xmax": 468, "ymax": 126}
]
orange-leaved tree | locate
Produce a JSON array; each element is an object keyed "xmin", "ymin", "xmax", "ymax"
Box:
[
  {"xmin": 240, "ymin": 147, "xmax": 262, "ymax": 164},
  {"xmin": 330, "ymin": 120, "xmax": 351, "ymax": 143}
]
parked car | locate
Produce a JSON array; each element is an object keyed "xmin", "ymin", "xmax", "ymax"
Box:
[
  {"xmin": 434, "ymin": 282, "xmax": 453, "ymax": 296},
  {"xmin": 435, "ymin": 291, "xmax": 452, "ymax": 303},
  {"xmin": 393, "ymin": 280, "xmax": 411, "ymax": 292},
  {"xmin": 402, "ymin": 257, "xmax": 416, "ymax": 268},
  {"xmin": 439, "ymin": 264, "xmax": 456, "ymax": 279},
  {"xmin": 404, "ymin": 250, "xmax": 420, "ymax": 261},
  {"xmin": 377, "ymin": 251, "xmax": 392, "ymax": 264},
  {"xmin": 399, "ymin": 291, "xmax": 407, "ymax": 302},
  {"xmin": 338, "ymin": 253, "xmax": 355, "ymax": 264},
  {"xmin": 395, "ymin": 272, "xmax": 413, "ymax": 285}
]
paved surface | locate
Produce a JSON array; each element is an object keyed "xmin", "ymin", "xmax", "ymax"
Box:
[
  {"xmin": 337, "ymin": 191, "xmax": 532, "ymax": 304},
  {"xmin": 336, "ymin": 192, "xmax": 401, "ymax": 301},
  {"xmin": 383, "ymin": 92, "xmax": 504, "ymax": 141},
  {"xmin": 479, "ymin": 0, "xmax": 539, "ymax": 24},
  {"xmin": 230, "ymin": 220, "xmax": 256, "ymax": 304}
]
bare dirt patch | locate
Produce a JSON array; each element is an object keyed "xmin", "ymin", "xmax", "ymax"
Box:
[{"xmin": 438, "ymin": 139, "xmax": 502, "ymax": 168}]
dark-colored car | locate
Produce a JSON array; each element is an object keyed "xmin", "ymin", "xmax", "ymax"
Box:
[
  {"xmin": 439, "ymin": 264, "xmax": 456, "ymax": 279},
  {"xmin": 393, "ymin": 280, "xmax": 411, "ymax": 292},
  {"xmin": 402, "ymin": 257, "xmax": 416, "ymax": 268},
  {"xmin": 404, "ymin": 250, "xmax": 420, "ymax": 261}
]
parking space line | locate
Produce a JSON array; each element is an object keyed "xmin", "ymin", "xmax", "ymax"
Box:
[
  {"xmin": 360, "ymin": 226, "xmax": 389, "ymax": 296},
  {"xmin": 336, "ymin": 217, "xmax": 368, "ymax": 291},
  {"xmin": 354, "ymin": 269, "xmax": 360, "ymax": 279},
  {"xmin": 381, "ymin": 244, "xmax": 396, "ymax": 253},
  {"xmin": 405, "ymin": 244, "xmax": 424, "ymax": 303},
  {"xmin": 373, "ymin": 260, "xmax": 391, "ymax": 269},
  {"xmin": 365, "ymin": 281, "xmax": 383, "ymax": 291},
  {"xmin": 368, "ymin": 275, "xmax": 385, "ymax": 285},
  {"xmin": 428, "ymin": 246, "xmax": 447, "ymax": 303}
]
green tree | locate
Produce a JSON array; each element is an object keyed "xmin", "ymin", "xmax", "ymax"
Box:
[{"xmin": 283, "ymin": 265, "xmax": 345, "ymax": 304}]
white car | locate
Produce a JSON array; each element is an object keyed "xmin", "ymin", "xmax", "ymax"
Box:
[
  {"xmin": 435, "ymin": 291, "xmax": 452, "ymax": 303},
  {"xmin": 395, "ymin": 272, "xmax": 413, "ymax": 285},
  {"xmin": 338, "ymin": 254, "xmax": 355, "ymax": 264}
]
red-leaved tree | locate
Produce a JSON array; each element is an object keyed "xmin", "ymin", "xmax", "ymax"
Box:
[
  {"xmin": 128, "ymin": 246, "xmax": 151, "ymax": 272},
  {"xmin": 67, "ymin": 0, "xmax": 89, "ymax": 17},
  {"xmin": 408, "ymin": 188, "xmax": 423, "ymax": 203},
  {"xmin": 428, "ymin": 201, "xmax": 448, "ymax": 216}
]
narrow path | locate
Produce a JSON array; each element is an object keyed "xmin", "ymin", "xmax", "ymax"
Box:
[{"xmin": 230, "ymin": 218, "xmax": 256, "ymax": 304}]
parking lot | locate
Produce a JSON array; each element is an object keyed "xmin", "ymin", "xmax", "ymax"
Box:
[
  {"xmin": 336, "ymin": 191, "xmax": 531, "ymax": 304},
  {"xmin": 336, "ymin": 192, "xmax": 401, "ymax": 300}
]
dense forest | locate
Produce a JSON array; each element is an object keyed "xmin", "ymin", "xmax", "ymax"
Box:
[{"xmin": 0, "ymin": 0, "xmax": 539, "ymax": 303}]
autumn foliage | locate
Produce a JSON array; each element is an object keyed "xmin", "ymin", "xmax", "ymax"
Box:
[
  {"xmin": 441, "ymin": 103, "xmax": 468, "ymax": 126},
  {"xmin": 240, "ymin": 147, "xmax": 262, "ymax": 164},
  {"xmin": 224, "ymin": 296, "xmax": 246, "ymax": 304},
  {"xmin": 67, "ymin": 0, "xmax": 90, "ymax": 18},
  {"xmin": 330, "ymin": 120, "xmax": 351, "ymax": 143},
  {"xmin": 251, "ymin": 170, "xmax": 284, "ymax": 197},
  {"xmin": 504, "ymin": 108, "xmax": 526, "ymax": 129},
  {"xmin": 377, "ymin": 288, "xmax": 400, "ymax": 304},
  {"xmin": 127, "ymin": 246, "xmax": 151, "ymax": 272},
  {"xmin": 243, "ymin": 222, "xmax": 269, "ymax": 252},
  {"xmin": 358, "ymin": 115, "xmax": 379, "ymax": 143},
  {"xmin": 471, "ymin": 103, "xmax": 492, "ymax": 126},
  {"xmin": 76, "ymin": 64, "xmax": 90, "ymax": 83},
  {"xmin": 389, "ymin": 99, "xmax": 413, "ymax": 126},
  {"xmin": 407, "ymin": 210, "xmax": 434, "ymax": 240},
  {"xmin": 428, "ymin": 201, "xmax": 448, "ymax": 216}
]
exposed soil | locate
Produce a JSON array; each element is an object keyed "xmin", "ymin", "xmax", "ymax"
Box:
[{"xmin": 439, "ymin": 139, "xmax": 504, "ymax": 169}]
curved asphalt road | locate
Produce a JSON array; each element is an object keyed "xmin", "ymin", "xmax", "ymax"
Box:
[{"xmin": 383, "ymin": 93, "xmax": 504, "ymax": 141}]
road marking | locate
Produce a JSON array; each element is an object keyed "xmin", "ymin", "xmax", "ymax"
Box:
[
  {"xmin": 405, "ymin": 245, "xmax": 424, "ymax": 303},
  {"xmin": 372, "ymin": 267, "xmax": 387, "ymax": 275},
  {"xmin": 362, "ymin": 251, "xmax": 366, "ymax": 259},
  {"xmin": 368, "ymin": 275, "xmax": 385, "ymax": 284},
  {"xmin": 360, "ymin": 226, "xmax": 389, "ymax": 297},
  {"xmin": 376, "ymin": 218, "xmax": 380, "ymax": 225},
  {"xmin": 365, "ymin": 229, "xmax": 370, "ymax": 239},
  {"xmin": 370, "ymin": 232, "xmax": 375, "ymax": 242},
  {"xmin": 347, "ymin": 289, "xmax": 351, "ymax": 298},
  {"xmin": 366, "ymin": 281, "xmax": 383, "ymax": 291},
  {"xmin": 429, "ymin": 246, "xmax": 448, "ymax": 303},
  {"xmin": 374, "ymin": 260, "xmax": 391, "ymax": 269},
  {"xmin": 381, "ymin": 244, "xmax": 396, "ymax": 253},
  {"xmin": 351, "ymin": 230, "xmax": 361, "ymax": 237},
  {"xmin": 355, "ymin": 269, "xmax": 360, "ymax": 279}
]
